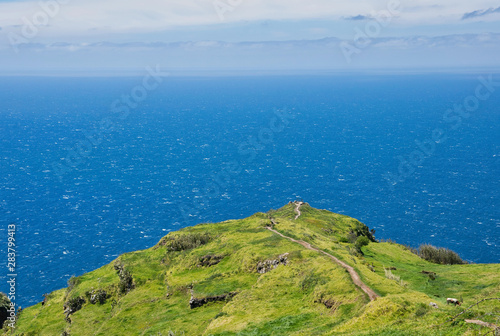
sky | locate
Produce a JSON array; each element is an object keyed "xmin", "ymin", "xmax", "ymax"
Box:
[{"xmin": 0, "ymin": 0, "xmax": 499, "ymax": 75}]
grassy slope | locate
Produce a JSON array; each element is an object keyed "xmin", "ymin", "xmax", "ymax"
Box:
[{"xmin": 6, "ymin": 204, "xmax": 499, "ymax": 336}]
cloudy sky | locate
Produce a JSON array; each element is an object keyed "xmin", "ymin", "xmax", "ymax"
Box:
[{"xmin": 1, "ymin": 0, "xmax": 499, "ymax": 74}]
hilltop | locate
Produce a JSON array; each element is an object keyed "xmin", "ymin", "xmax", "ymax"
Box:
[{"xmin": 4, "ymin": 202, "xmax": 499, "ymax": 335}]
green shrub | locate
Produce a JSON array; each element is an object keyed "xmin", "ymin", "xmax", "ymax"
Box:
[
  {"xmin": 414, "ymin": 303, "xmax": 429, "ymax": 317},
  {"xmin": 0, "ymin": 292, "xmax": 10, "ymax": 310},
  {"xmin": 0, "ymin": 292, "xmax": 11, "ymax": 329},
  {"xmin": 161, "ymin": 233, "xmax": 211, "ymax": 252},
  {"xmin": 300, "ymin": 272, "xmax": 326, "ymax": 292},
  {"xmin": 355, "ymin": 236, "xmax": 370, "ymax": 249},
  {"xmin": 288, "ymin": 250, "xmax": 303, "ymax": 260},
  {"xmin": 206, "ymin": 273, "xmax": 223, "ymax": 281},
  {"xmin": 352, "ymin": 221, "xmax": 376, "ymax": 241},
  {"xmin": 415, "ymin": 244, "xmax": 466, "ymax": 265},
  {"xmin": 347, "ymin": 232, "xmax": 358, "ymax": 244},
  {"xmin": 338, "ymin": 236, "xmax": 349, "ymax": 243},
  {"xmin": 402, "ymin": 244, "xmax": 419, "ymax": 255},
  {"xmin": 347, "ymin": 246, "xmax": 363, "ymax": 258}
]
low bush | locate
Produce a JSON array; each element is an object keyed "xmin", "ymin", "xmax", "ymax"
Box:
[
  {"xmin": 347, "ymin": 245, "xmax": 363, "ymax": 258},
  {"xmin": 347, "ymin": 232, "xmax": 358, "ymax": 244},
  {"xmin": 355, "ymin": 236, "xmax": 370, "ymax": 249},
  {"xmin": 161, "ymin": 233, "xmax": 211, "ymax": 252},
  {"xmin": 300, "ymin": 272, "xmax": 326, "ymax": 292},
  {"xmin": 338, "ymin": 236, "xmax": 349, "ymax": 243},
  {"xmin": 415, "ymin": 244, "xmax": 466, "ymax": 265},
  {"xmin": 351, "ymin": 221, "xmax": 376, "ymax": 242},
  {"xmin": 414, "ymin": 303, "xmax": 429, "ymax": 317}
]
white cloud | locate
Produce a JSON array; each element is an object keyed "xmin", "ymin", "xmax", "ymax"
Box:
[{"xmin": 1, "ymin": 0, "xmax": 499, "ymax": 40}]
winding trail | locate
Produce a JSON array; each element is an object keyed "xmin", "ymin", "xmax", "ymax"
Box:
[
  {"xmin": 293, "ymin": 201, "xmax": 304, "ymax": 220},
  {"xmin": 266, "ymin": 223, "xmax": 379, "ymax": 301}
]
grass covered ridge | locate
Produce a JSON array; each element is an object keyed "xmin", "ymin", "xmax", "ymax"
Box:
[{"xmin": 5, "ymin": 203, "xmax": 499, "ymax": 335}]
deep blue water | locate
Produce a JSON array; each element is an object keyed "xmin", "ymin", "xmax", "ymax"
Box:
[{"xmin": 0, "ymin": 74, "xmax": 498, "ymax": 308}]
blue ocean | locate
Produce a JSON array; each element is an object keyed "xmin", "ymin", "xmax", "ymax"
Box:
[{"xmin": 0, "ymin": 74, "xmax": 498, "ymax": 308}]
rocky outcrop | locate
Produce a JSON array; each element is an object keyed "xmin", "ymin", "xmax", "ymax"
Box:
[
  {"xmin": 421, "ymin": 270, "xmax": 437, "ymax": 280},
  {"xmin": 87, "ymin": 289, "xmax": 108, "ymax": 305},
  {"xmin": 63, "ymin": 296, "xmax": 85, "ymax": 321},
  {"xmin": 41, "ymin": 294, "xmax": 48, "ymax": 306},
  {"xmin": 429, "ymin": 302, "xmax": 439, "ymax": 309},
  {"xmin": 114, "ymin": 263, "xmax": 135, "ymax": 294},
  {"xmin": 256, "ymin": 253, "xmax": 289, "ymax": 274},
  {"xmin": 198, "ymin": 254, "xmax": 224, "ymax": 267},
  {"xmin": 189, "ymin": 291, "xmax": 237, "ymax": 309},
  {"xmin": 315, "ymin": 297, "xmax": 341, "ymax": 311}
]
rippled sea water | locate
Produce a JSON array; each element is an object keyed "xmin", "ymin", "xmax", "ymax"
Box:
[{"xmin": 0, "ymin": 74, "xmax": 498, "ymax": 307}]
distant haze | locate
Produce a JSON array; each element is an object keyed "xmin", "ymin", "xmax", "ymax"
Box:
[{"xmin": 0, "ymin": 0, "xmax": 499, "ymax": 74}]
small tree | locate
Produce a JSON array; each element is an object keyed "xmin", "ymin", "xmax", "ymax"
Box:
[{"xmin": 355, "ymin": 236, "xmax": 370, "ymax": 249}]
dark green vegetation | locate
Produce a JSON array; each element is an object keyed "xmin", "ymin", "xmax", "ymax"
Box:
[
  {"xmin": 0, "ymin": 294, "xmax": 11, "ymax": 329},
  {"xmin": 4, "ymin": 203, "xmax": 499, "ymax": 335},
  {"xmin": 408, "ymin": 244, "xmax": 467, "ymax": 265}
]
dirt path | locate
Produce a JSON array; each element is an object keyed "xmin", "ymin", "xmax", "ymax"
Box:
[
  {"xmin": 266, "ymin": 226, "xmax": 379, "ymax": 301},
  {"xmin": 293, "ymin": 201, "xmax": 304, "ymax": 220}
]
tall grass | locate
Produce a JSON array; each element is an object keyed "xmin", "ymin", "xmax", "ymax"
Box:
[{"xmin": 384, "ymin": 268, "xmax": 407, "ymax": 287}]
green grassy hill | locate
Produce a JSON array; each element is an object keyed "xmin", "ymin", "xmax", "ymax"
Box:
[{"xmin": 5, "ymin": 203, "xmax": 499, "ymax": 335}]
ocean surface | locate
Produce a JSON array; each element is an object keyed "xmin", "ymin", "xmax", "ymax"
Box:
[{"xmin": 0, "ymin": 74, "xmax": 498, "ymax": 308}]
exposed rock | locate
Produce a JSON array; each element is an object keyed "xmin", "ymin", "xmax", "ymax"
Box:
[
  {"xmin": 189, "ymin": 291, "xmax": 237, "ymax": 309},
  {"xmin": 421, "ymin": 270, "xmax": 437, "ymax": 280},
  {"xmin": 63, "ymin": 297, "xmax": 85, "ymax": 319},
  {"xmin": 429, "ymin": 302, "xmax": 439, "ymax": 309},
  {"xmin": 256, "ymin": 253, "xmax": 289, "ymax": 274},
  {"xmin": 41, "ymin": 293, "xmax": 49, "ymax": 306},
  {"xmin": 315, "ymin": 297, "xmax": 341, "ymax": 311},
  {"xmin": 87, "ymin": 289, "xmax": 108, "ymax": 305},
  {"xmin": 114, "ymin": 263, "xmax": 135, "ymax": 294},
  {"xmin": 198, "ymin": 254, "xmax": 224, "ymax": 267}
]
